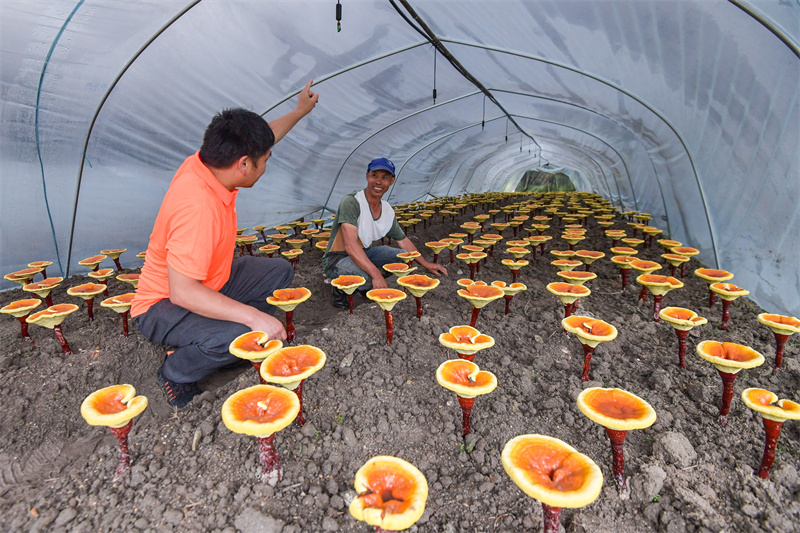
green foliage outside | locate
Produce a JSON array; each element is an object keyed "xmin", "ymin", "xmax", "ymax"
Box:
[{"xmin": 515, "ymin": 170, "xmax": 575, "ymax": 193}]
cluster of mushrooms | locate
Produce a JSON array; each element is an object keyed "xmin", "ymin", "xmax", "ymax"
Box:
[{"xmin": 4, "ymin": 190, "xmax": 798, "ymax": 533}]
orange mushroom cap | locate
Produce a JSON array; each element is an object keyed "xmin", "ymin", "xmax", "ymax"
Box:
[
  {"xmin": 366, "ymin": 288, "xmax": 407, "ymax": 310},
  {"xmin": 438, "ymin": 325, "xmax": 495, "ymax": 355},
  {"xmin": 100, "ymin": 293, "xmax": 136, "ymax": 314},
  {"xmin": 383, "ymin": 262, "xmax": 416, "ymax": 275},
  {"xmin": 610, "ymin": 246, "xmax": 638, "ymax": 256},
  {"xmin": 629, "ymin": 260, "xmax": 661, "ymax": 273},
  {"xmin": 267, "ymin": 287, "xmax": 312, "ymax": 311},
  {"xmin": 67, "ymin": 283, "xmax": 106, "ymax": 299},
  {"xmin": 696, "ymin": 340, "xmax": 765, "ymax": 373},
  {"xmin": 4, "ymin": 267, "xmax": 44, "ymax": 284},
  {"xmin": 397, "ymin": 251, "xmax": 421, "ymax": 262},
  {"xmin": 28, "ymin": 261, "xmax": 53, "ymax": 269},
  {"xmin": 659, "ymin": 307, "xmax": 707, "ymax": 330},
  {"xmin": 100, "ymin": 248, "xmax": 127, "ymax": 258},
  {"xmin": 436, "ymin": 359, "xmax": 497, "ymax": 398},
  {"xmin": 229, "ymin": 331, "xmax": 283, "ymax": 361},
  {"xmin": 457, "ymin": 284, "xmax": 505, "ymax": 308},
  {"xmin": 259, "ymin": 244, "xmax": 280, "ymax": 253},
  {"xmin": 349, "ymin": 456, "xmax": 428, "ymax": 531},
  {"xmin": 23, "ymin": 277, "xmax": 64, "ymax": 292},
  {"xmin": 546, "ymin": 282, "xmax": 591, "ymax": 302},
  {"xmin": 501, "ymin": 259, "xmax": 529, "ymax": 269},
  {"xmin": 550, "ymin": 250, "xmax": 576, "ymax": 258},
  {"xmin": 425, "ymin": 241, "xmax": 448, "ymax": 253},
  {"xmin": 741, "ymin": 388, "xmax": 800, "ymax": 422},
  {"xmin": 88, "ymin": 269, "xmax": 115, "ymax": 280},
  {"xmin": 757, "ymin": 313, "xmax": 800, "ymax": 335},
  {"xmin": 491, "ymin": 281, "xmax": 527, "ymax": 296},
  {"xmin": 27, "ymin": 303, "xmax": 79, "ymax": 328},
  {"xmin": 671, "ymin": 246, "xmax": 699, "ymax": 256},
  {"xmin": 117, "ymin": 273, "xmax": 140, "ymax": 287},
  {"xmin": 636, "ymin": 274, "xmax": 683, "ymax": 295},
  {"xmin": 397, "ymin": 274, "xmax": 440, "ymax": 297},
  {"xmin": 315, "ymin": 240, "xmax": 329, "ymax": 250},
  {"xmin": 221, "ymin": 385, "xmax": 300, "ymax": 437},
  {"xmin": 79, "ymin": 255, "xmax": 107, "ymax": 267},
  {"xmin": 80, "ymin": 384, "xmax": 148, "ymax": 428},
  {"xmin": 575, "ymin": 250, "xmax": 605, "ymax": 261},
  {"xmin": 280, "ymin": 249, "xmax": 304, "ymax": 259},
  {"xmin": 577, "ymin": 388, "xmax": 656, "ymax": 430},
  {"xmin": 1, "ymin": 298, "xmax": 42, "ymax": 317},
  {"xmin": 502, "ymin": 434, "xmax": 603, "ymax": 509},
  {"xmin": 694, "ymin": 268, "xmax": 734, "ymax": 283},
  {"xmin": 556, "ymin": 271, "xmax": 597, "ymax": 285},
  {"xmin": 709, "ymin": 282, "xmax": 749, "ymax": 300},
  {"xmin": 562, "ymin": 316, "xmax": 618, "ymax": 346},
  {"xmin": 331, "ymin": 275, "xmax": 367, "ymax": 294},
  {"xmin": 661, "ymin": 253, "xmax": 689, "ymax": 265},
  {"xmin": 260, "ymin": 345, "xmax": 326, "ymax": 388},
  {"xmin": 658, "ymin": 239, "xmax": 682, "ymax": 249},
  {"xmin": 610, "ymin": 256, "xmax": 636, "ymax": 268}
]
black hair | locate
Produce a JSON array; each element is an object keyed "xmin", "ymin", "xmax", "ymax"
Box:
[{"xmin": 198, "ymin": 108, "xmax": 275, "ymax": 168}]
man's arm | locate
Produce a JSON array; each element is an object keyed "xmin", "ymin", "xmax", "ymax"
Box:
[
  {"xmin": 268, "ymin": 80, "xmax": 319, "ymax": 144},
  {"xmin": 168, "ymin": 265, "xmax": 287, "ymax": 340},
  {"xmin": 396, "ymin": 237, "xmax": 448, "ymax": 276},
  {"xmin": 340, "ymin": 223, "xmax": 391, "ymax": 290}
]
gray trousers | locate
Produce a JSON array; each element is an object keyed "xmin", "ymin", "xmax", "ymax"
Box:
[{"xmin": 133, "ymin": 256, "xmax": 294, "ymax": 383}]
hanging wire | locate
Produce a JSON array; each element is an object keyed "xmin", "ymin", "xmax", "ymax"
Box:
[
  {"xmin": 505, "ymin": 118, "xmax": 509, "ymax": 142},
  {"xmin": 432, "ymin": 48, "xmax": 437, "ymax": 104},
  {"xmin": 481, "ymin": 95, "xmax": 486, "ymax": 130}
]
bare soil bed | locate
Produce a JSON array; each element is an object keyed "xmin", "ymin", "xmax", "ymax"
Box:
[{"xmin": 1, "ymin": 200, "xmax": 799, "ymax": 533}]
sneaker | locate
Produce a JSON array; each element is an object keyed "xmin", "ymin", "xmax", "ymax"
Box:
[
  {"xmin": 331, "ymin": 287, "xmax": 349, "ymax": 309},
  {"xmin": 157, "ymin": 366, "xmax": 201, "ymax": 408}
]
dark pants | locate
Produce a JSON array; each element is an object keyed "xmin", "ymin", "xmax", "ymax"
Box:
[{"xmin": 133, "ymin": 256, "xmax": 294, "ymax": 383}]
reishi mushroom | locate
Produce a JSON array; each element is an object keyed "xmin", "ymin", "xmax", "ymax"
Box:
[
  {"xmin": 576, "ymin": 387, "xmax": 656, "ymax": 498},
  {"xmin": 4, "ymin": 267, "xmax": 44, "ymax": 287},
  {"xmin": 99, "ymin": 248, "xmax": 127, "ymax": 271},
  {"xmin": 661, "ymin": 253, "xmax": 690, "ymax": 277},
  {"xmin": 23, "ymin": 277, "xmax": 63, "ymax": 306},
  {"xmin": 27, "ymin": 261, "xmax": 52, "ymax": 279},
  {"xmin": 438, "ymin": 325, "xmax": 495, "ymax": 362},
  {"xmin": 551, "ymin": 259, "xmax": 583, "ymax": 273},
  {"xmin": 66, "ymin": 283, "xmax": 106, "ymax": 321},
  {"xmin": 456, "ymin": 252, "xmax": 485, "ymax": 280},
  {"xmin": 349, "ymin": 456, "xmax": 428, "ymax": 533},
  {"xmin": 502, "ymin": 434, "xmax": 603, "ymax": 533},
  {"xmin": 561, "ymin": 316, "xmax": 618, "ymax": 381},
  {"xmin": 756, "ymin": 313, "xmax": 800, "ymax": 371},
  {"xmin": 546, "ymin": 282, "xmax": 591, "ymax": 318},
  {"xmin": 99, "ymin": 293, "xmax": 136, "ymax": 336},
  {"xmin": 709, "ymin": 282, "xmax": 749, "ymax": 331},
  {"xmin": 229, "ymin": 330, "xmax": 284, "ymax": 383},
  {"xmin": 693, "ymin": 268, "xmax": 734, "ymax": 307},
  {"xmin": 635, "ymin": 275, "xmax": 684, "ymax": 322},
  {"xmin": 670, "ymin": 246, "xmax": 699, "ymax": 277},
  {"xmin": 424, "ymin": 241, "xmax": 448, "ymax": 263},
  {"xmin": 501, "ymin": 258, "xmax": 528, "ymax": 283},
  {"xmin": 88, "ymin": 268, "xmax": 114, "ymax": 296},
  {"xmin": 629, "ymin": 260, "xmax": 662, "ymax": 301},
  {"xmin": 80, "ymin": 384, "xmax": 148, "ymax": 478},
  {"xmin": 396, "ymin": 274, "xmax": 440, "ymax": 318},
  {"xmin": 221, "ymin": 384, "xmax": 300, "ymax": 485},
  {"xmin": 436, "ymin": 359, "xmax": 497, "ymax": 437},
  {"xmin": 331, "ymin": 275, "xmax": 367, "ymax": 314},
  {"xmin": 575, "ymin": 250, "xmax": 605, "ymax": 272},
  {"xmin": 280, "ymin": 248, "xmax": 303, "ymax": 268},
  {"xmin": 658, "ymin": 307, "xmax": 708, "ymax": 368},
  {"xmin": 491, "ymin": 280, "xmax": 527, "ymax": 315},
  {"xmin": 116, "ymin": 273, "xmax": 140, "ymax": 289},
  {"xmin": 741, "ymin": 388, "xmax": 800, "ymax": 480},
  {"xmin": 556, "ymin": 270, "xmax": 597, "ymax": 286},
  {"xmin": 266, "ymin": 287, "xmax": 312, "ymax": 343},
  {"xmin": 366, "ymin": 288, "xmax": 407, "ymax": 344},
  {"xmin": 27, "ymin": 303, "xmax": 79, "ymax": 354},
  {"xmin": 696, "ymin": 340, "xmax": 765, "ymax": 425},
  {"xmin": 260, "ymin": 344, "xmax": 326, "ymax": 426},
  {"xmin": 78, "ymin": 254, "xmax": 107, "ymax": 272},
  {"xmin": 1, "ymin": 298, "xmax": 41, "ymax": 342},
  {"xmin": 456, "ymin": 281, "xmax": 505, "ymax": 327}
]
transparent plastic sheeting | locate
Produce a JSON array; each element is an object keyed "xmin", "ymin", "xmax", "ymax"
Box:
[{"xmin": 1, "ymin": 1, "xmax": 798, "ymax": 317}]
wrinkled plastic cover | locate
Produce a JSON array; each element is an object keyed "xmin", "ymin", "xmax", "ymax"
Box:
[{"xmin": 1, "ymin": 1, "xmax": 798, "ymax": 316}]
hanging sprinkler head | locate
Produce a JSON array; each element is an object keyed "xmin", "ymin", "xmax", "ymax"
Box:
[{"xmin": 336, "ymin": 1, "xmax": 342, "ymax": 32}]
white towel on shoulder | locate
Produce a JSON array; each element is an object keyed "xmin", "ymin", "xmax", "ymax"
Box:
[{"xmin": 354, "ymin": 189, "xmax": 395, "ymax": 246}]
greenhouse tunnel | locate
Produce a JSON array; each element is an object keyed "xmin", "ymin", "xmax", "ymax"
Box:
[{"xmin": 1, "ymin": 0, "xmax": 798, "ymax": 317}]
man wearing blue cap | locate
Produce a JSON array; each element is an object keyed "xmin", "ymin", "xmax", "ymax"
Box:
[{"xmin": 323, "ymin": 157, "xmax": 447, "ymax": 308}]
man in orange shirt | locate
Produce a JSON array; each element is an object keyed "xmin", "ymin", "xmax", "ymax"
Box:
[{"xmin": 132, "ymin": 80, "xmax": 319, "ymax": 408}]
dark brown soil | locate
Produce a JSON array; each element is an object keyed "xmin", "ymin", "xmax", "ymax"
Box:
[{"xmin": 1, "ymin": 199, "xmax": 798, "ymax": 533}]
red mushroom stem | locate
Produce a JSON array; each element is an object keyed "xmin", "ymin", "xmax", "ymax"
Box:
[
  {"xmin": 86, "ymin": 299, "xmax": 95, "ymax": 321},
  {"xmin": 756, "ymin": 418, "xmax": 784, "ymax": 480},
  {"xmin": 259, "ymin": 230, "xmax": 268, "ymax": 242},
  {"xmin": 294, "ymin": 379, "xmax": 306, "ymax": 426},
  {"xmin": 563, "ymin": 303, "xmax": 573, "ymax": 319},
  {"xmin": 108, "ymin": 420, "xmax": 132, "ymax": 479},
  {"xmin": 92, "ymin": 264, "xmax": 99, "ymax": 272},
  {"xmin": 611, "ymin": 239, "xmax": 619, "ymax": 248},
  {"xmin": 708, "ymin": 288, "xmax": 716, "ymax": 307},
  {"xmin": 652, "ymin": 295, "xmax": 663, "ymax": 322},
  {"xmin": 476, "ymin": 260, "xmax": 481, "ymax": 274},
  {"xmin": 531, "ymin": 247, "xmax": 538, "ymax": 260},
  {"xmin": 539, "ymin": 243, "xmax": 545, "ymax": 255},
  {"xmin": 504, "ymin": 295, "xmax": 513, "ymax": 315},
  {"xmin": 16, "ymin": 316, "xmax": 35, "ymax": 344},
  {"xmin": 432, "ymin": 253, "xmax": 439, "ymax": 263},
  {"xmin": 458, "ymin": 396, "xmax": 475, "ymax": 437},
  {"xmin": 456, "ymin": 352, "xmax": 475, "ymax": 362},
  {"xmin": 580, "ymin": 343, "xmax": 594, "ymax": 382},
  {"xmin": 449, "ymin": 250, "xmax": 455, "ymax": 264},
  {"xmin": 120, "ymin": 311, "xmax": 129, "ymax": 337},
  {"xmin": 99, "ymin": 280, "xmax": 109, "ymax": 298},
  {"xmin": 43, "ymin": 293, "xmax": 54, "ymax": 306},
  {"xmin": 40, "ymin": 267, "xmax": 48, "ymax": 278},
  {"xmin": 541, "ymin": 503, "xmax": 562, "ymax": 533},
  {"xmin": 771, "ymin": 332, "xmax": 790, "ymax": 372},
  {"xmin": 584, "ymin": 263, "xmax": 592, "ymax": 272},
  {"xmin": 468, "ymin": 263, "xmax": 476, "ymax": 280},
  {"xmin": 112, "ymin": 257, "xmax": 123, "ymax": 271},
  {"xmin": 619, "ymin": 269, "xmax": 629, "ymax": 290},
  {"xmin": 469, "ymin": 307, "xmax": 481, "ymax": 328},
  {"xmin": 347, "ymin": 294, "xmax": 354, "ymax": 314},
  {"xmin": 720, "ymin": 300, "xmax": 732, "ymax": 331},
  {"xmin": 384, "ymin": 310, "xmax": 394, "ymax": 344},
  {"xmin": 414, "ymin": 296, "xmax": 423, "ymax": 318},
  {"xmin": 638, "ymin": 286, "xmax": 649, "ymax": 302},
  {"xmin": 681, "ymin": 263, "xmax": 687, "ymax": 278},
  {"xmin": 674, "ymin": 329, "xmax": 689, "ymax": 369},
  {"xmin": 668, "ymin": 264, "xmax": 677, "ymax": 277},
  {"xmin": 568, "ymin": 243, "xmax": 576, "ymax": 251},
  {"xmin": 285, "ymin": 310, "xmax": 296, "ymax": 343},
  {"xmin": 716, "ymin": 369, "xmax": 738, "ymax": 426},
  {"xmin": 250, "ymin": 361, "xmax": 267, "ymax": 384},
  {"xmin": 604, "ymin": 428, "xmax": 629, "ymax": 496},
  {"xmin": 246, "ymin": 244, "xmax": 254, "ymax": 256},
  {"xmin": 510, "ymin": 270, "xmax": 519, "ymax": 283},
  {"xmin": 256, "ymin": 434, "xmax": 281, "ymax": 482},
  {"xmin": 53, "ymin": 324, "xmax": 72, "ymax": 355}
]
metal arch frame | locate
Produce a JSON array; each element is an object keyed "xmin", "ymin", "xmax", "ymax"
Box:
[
  {"xmin": 439, "ymin": 38, "xmax": 719, "ymax": 267},
  {"xmin": 489, "ymin": 88, "xmax": 672, "ymax": 236},
  {"xmin": 728, "ymin": 0, "xmax": 800, "ymax": 58}
]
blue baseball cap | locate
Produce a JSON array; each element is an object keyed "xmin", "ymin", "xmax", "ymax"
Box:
[{"xmin": 367, "ymin": 157, "xmax": 395, "ymax": 177}]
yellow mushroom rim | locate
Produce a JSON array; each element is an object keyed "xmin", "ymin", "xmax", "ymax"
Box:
[
  {"xmin": 349, "ymin": 456, "xmax": 428, "ymax": 532},
  {"xmin": 229, "ymin": 331, "xmax": 283, "ymax": 361},
  {"xmin": 440, "ymin": 238, "xmax": 463, "ymax": 249},
  {"xmin": 481, "ymin": 234, "xmax": 504, "ymax": 242},
  {"xmin": 80, "ymin": 384, "xmax": 148, "ymax": 428},
  {"xmin": 658, "ymin": 239, "xmax": 683, "ymax": 249},
  {"xmin": 642, "ymin": 226, "xmax": 662, "ymax": 235},
  {"xmin": 757, "ymin": 313, "xmax": 800, "ymax": 335},
  {"xmin": 1, "ymin": 299, "xmax": 42, "ymax": 317},
  {"xmin": 137, "ymin": 252, "xmax": 147, "ymax": 258},
  {"xmin": 709, "ymin": 282, "xmax": 749, "ymax": 300},
  {"xmin": 117, "ymin": 273, "xmax": 140, "ymax": 285},
  {"xmin": 253, "ymin": 225, "xmax": 267, "ymax": 232},
  {"xmin": 620, "ymin": 238, "xmax": 644, "ymax": 247},
  {"xmin": 99, "ymin": 249, "xmax": 127, "ymax": 259},
  {"xmin": 88, "ymin": 269, "xmax": 115, "ymax": 280},
  {"xmin": 694, "ymin": 268, "xmax": 734, "ymax": 283},
  {"xmin": 438, "ymin": 325, "xmax": 495, "ymax": 355},
  {"xmin": 28, "ymin": 261, "xmax": 53, "ymax": 269},
  {"xmin": 236, "ymin": 234, "xmax": 259, "ymax": 244},
  {"xmin": 491, "ymin": 281, "xmax": 528, "ymax": 296},
  {"xmin": 269, "ymin": 233, "xmax": 289, "ymax": 242},
  {"xmin": 456, "ymin": 252, "xmax": 486, "ymax": 264},
  {"xmin": 605, "ymin": 230, "xmax": 627, "ymax": 237},
  {"xmin": 26, "ymin": 303, "xmax": 79, "ymax": 328},
  {"xmin": 506, "ymin": 246, "xmax": 530, "ymax": 256},
  {"xmin": 501, "ymin": 259, "xmax": 529, "ymax": 269},
  {"xmin": 636, "ymin": 274, "xmax": 684, "ymax": 295},
  {"xmin": 575, "ymin": 250, "xmax": 605, "ymax": 261},
  {"xmin": 295, "ymin": 221, "xmax": 311, "ymax": 229},
  {"xmin": 658, "ymin": 307, "xmax": 708, "ymax": 330},
  {"xmin": 671, "ymin": 246, "xmax": 699, "ymax": 257},
  {"xmin": 457, "ymin": 284, "xmax": 505, "ymax": 308},
  {"xmin": 577, "ymin": 388, "xmax": 657, "ymax": 431},
  {"xmin": 331, "ymin": 275, "xmax": 367, "ymax": 294},
  {"xmin": 562, "ymin": 316, "xmax": 618, "ymax": 347},
  {"xmin": 461, "ymin": 245, "xmax": 484, "ymax": 253},
  {"xmin": 662, "ymin": 254, "xmax": 690, "ymax": 265},
  {"xmin": 610, "ymin": 256, "xmax": 637, "ymax": 268},
  {"xmin": 506, "ymin": 240, "xmax": 529, "ymax": 247},
  {"xmin": 448, "ymin": 233, "xmax": 468, "ymax": 239},
  {"xmin": 526, "ymin": 235, "xmax": 552, "ymax": 244},
  {"xmin": 552, "ymin": 259, "xmax": 583, "ymax": 271},
  {"xmin": 23, "ymin": 277, "xmax": 64, "ymax": 292},
  {"xmin": 550, "ymin": 250, "xmax": 576, "ymax": 258},
  {"xmin": 260, "ymin": 345, "xmax": 327, "ymax": 389},
  {"xmin": 397, "ymin": 275, "xmax": 440, "ymax": 297},
  {"xmin": 301, "ymin": 228, "xmax": 320, "ymax": 236},
  {"xmin": 696, "ymin": 340, "xmax": 765, "ymax": 374},
  {"xmin": 397, "ymin": 251, "xmax": 421, "ymax": 262},
  {"xmin": 266, "ymin": 287, "xmax": 312, "ymax": 311},
  {"xmin": 67, "ymin": 283, "xmax": 107, "ymax": 299},
  {"xmin": 561, "ymin": 235, "xmax": 585, "ymax": 243},
  {"xmin": 457, "ymin": 278, "xmax": 484, "ymax": 288},
  {"xmin": 546, "ymin": 282, "xmax": 591, "ymax": 303},
  {"xmin": 366, "ymin": 288, "xmax": 407, "ymax": 311},
  {"xmin": 100, "ymin": 293, "xmax": 136, "ymax": 314},
  {"xmin": 5, "ymin": 267, "xmax": 44, "ymax": 283},
  {"xmin": 629, "ymin": 260, "xmax": 662, "ymax": 273},
  {"xmin": 382, "ymin": 262, "xmax": 416, "ymax": 275},
  {"xmin": 281, "ymin": 249, "xmax": 303, "ymax": 259},
  {"xmin": 436, "ymin": 359, "xmax": 498, "ymax": 398},
  {"xmin": 274, "ymin": 226, "xmax": 292, "ymax": 233},
  {"xmin": 221, "ymin": 385, "xmax": 300, "ymax": 438},
  {"xmin": 501, "ymin": 434, "xmax": 603, "ymax": 509},
  {"xmin": 556, "ymin": 271, "xmax": 598, "ymax": 285},
  {"xmin": 78, "ymin": 255, "xmax": 107, "ymax": 267},
  {"xmin": 315, "ymin": 240, "xmax": 329, "ymax": 250},
  {"xmin": 741, "ymin": 388, "xmax": 800, "ymax": 422},
  {"xmin": 259, "ymin": 244, "xmax": 281, "ymax": 253},
  {"xmin": 425, "ymin": 241, "xmax": 449, "ymax": 253},
  {"xmin": 285, "ymin": 239, "xmax": 309, "ymax": 249}
]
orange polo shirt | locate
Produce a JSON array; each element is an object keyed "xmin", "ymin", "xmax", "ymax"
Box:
[{"xmin": 131, "ymin": 152, "xmax": 238, "ymax": 317}]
